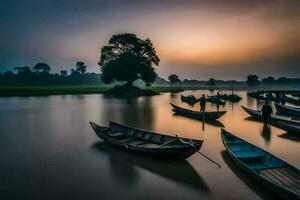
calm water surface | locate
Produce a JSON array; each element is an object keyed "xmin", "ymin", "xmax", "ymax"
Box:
[{"xmin": 0, "ymin": 90, "xmax": 299, "ymax": 200}]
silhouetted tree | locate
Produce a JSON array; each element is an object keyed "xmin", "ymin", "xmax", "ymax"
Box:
[
  {"xmin": 140, "ymin": 64, "xmax": 157, "ymax": 86},
  {"xmin": 75, "ymin": 62, "xmax": 87, "ymax": 74},
  {"xmin": 60, "ymin": 70, "xmax": 68, "ymax": 77},
  {"xmin": 207, "ymin": 78, "xmax": 216, "ymax": 86},
  {"xmin": 168, "ymin": 74, "xmax": 180, "ymax": 87},
  {"xmin": 33, "ymin": 63, "xmax": 51, "ymax": 74},
  {"xmin": 14, "ymin": 66, "xmax": 32, "ymax": 75},
  {"xmin": 247, "ymin": 75, "xmax": 259, "ymax": 86},
  {"xmin": 99, "ymin": 33, "xmax": 159, "ymax": 86},
  {"xmin": 262, "ymin": 76, "xmax": 275, "ymax": 83}
]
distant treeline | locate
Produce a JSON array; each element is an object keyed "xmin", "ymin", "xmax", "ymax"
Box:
[
  {"xmin": 0, "ymin": 62, "xmax": 103, "ymax": 85},
  {"xmin": 1, "ymin": 63, "xmax": 299, "ymax": 86}
]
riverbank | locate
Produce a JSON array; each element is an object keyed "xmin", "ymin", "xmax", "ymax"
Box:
[
  {"xmin": 0, "ymin": 84, "xmax": 298, "ymax": 97},
  {"xmin": 0, "ymin": 85, "xmax": 182, "ymax": 97}
]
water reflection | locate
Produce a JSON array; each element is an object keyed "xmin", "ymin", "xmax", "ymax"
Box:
[
  {"xmin": 101, "ymin": 96, "xmax": 154, "ymax": 130},
  {"xmin": 1, "ymin": 90, "xmax": 299, "ymax": 199},
  {"xmin": 261, "ymin": 125, "xmax": 271, "ymax": 145},
  {"xmin": 172, "ymin": 113, "xmax": 225, "ymax": 128},
  {"xmin": 92, "ymin": 142, "xmax": 138, "ymax": 185},
  {"xmin": 92, "ymin": 141, "xmax": 209, "ymax": 193}
]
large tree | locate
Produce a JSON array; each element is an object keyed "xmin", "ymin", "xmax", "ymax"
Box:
[
  {"xmin": 99, "ymin": 33, "xmax": 159, "ymax": 86},
  {"xmin": 207, "ymin": 78, "xmax": 216, "ymax": 86},
  {"xmin": 75, "ymin": 62, "xmax": 87, "ymax": 74},
  {"xmin": 168, "ymin": 74, "xmax": 180, "ymax": 88},
  {"xmin": 247, "ymin": 75, "xmax": 259, "ymax": 86},
  {"xmin": 33, "ymin": 63, "xmax": 51, "ymax": 74}
]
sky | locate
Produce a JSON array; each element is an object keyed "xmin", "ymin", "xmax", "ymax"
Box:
[{"xmin": 0, "ymin": 0, "xmax": 299, "ymax": 80}]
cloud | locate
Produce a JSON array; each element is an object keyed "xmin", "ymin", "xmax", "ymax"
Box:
[{"xmin": 0, "ymin": 0, "xmax": 299, "ymax": 79}]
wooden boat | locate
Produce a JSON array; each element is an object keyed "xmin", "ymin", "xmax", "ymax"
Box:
[
  {"xmin": 207, "ymin": 96, "xmax": 226, "ymax": 105},
  {"xmin": 221, "ymin": 129, "xmax": 300, "ymax": 199},
  {"xmin": 241, "ymin": 106, "xmax": 300, "ymax": 126},
  {"xmin": 170, "ymin": 103, "xmax": 226, "ymax": 120},
  {"xmin": 90, "ymin": 121, "xmax": 203, "ymax": 159},
  {"xmin": 275, "ymin": 103, "xmax": 300, "ymax": 117},
  {"xmin": 181, "ymin": 94, "xmax": 199, "ymax": 105},
  {"xmin": 219, "ymin": 94, "xmax": 242, "ymax": 102},
  {"xmin": 292, "ymin": 93, "xmax": 300, "ymax": 98},
  {"xmin": 278, "ymin": 122, "xmax": 300, "ymax": 134},
  {"xmin": 285, "ymin": 96, "xmax": 300, "ymax": 106}
]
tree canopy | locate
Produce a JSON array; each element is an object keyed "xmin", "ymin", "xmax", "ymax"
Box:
[
  {"xmin": 33, "ymin": 63, "xmax": 51, "ymax": 74},
  {"xmin": 99, "ymin": 33, "xmax": 159, "ymax": 86},
  {"xmin": 75, "ymin": 62, "xmax": 87, "ymax": 74},
  {"xmin": 207, "ymin": 78, "xmax": 216, "ymax": 86},
  {"xmin": 168, "ymin": 74, "xmax": 180, "ymax": 87},
  {"xmin": 247, "ymin": 75, "xmax": 259, "ymax": 85}
]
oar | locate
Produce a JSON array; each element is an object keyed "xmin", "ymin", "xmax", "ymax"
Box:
[
  {"xmin": 196, "ymin": 150, "xmax": 221, "ymax": 168},
  {"xmin": 177, "ymin": 137, "xmax": 221, "ymax": 168}
]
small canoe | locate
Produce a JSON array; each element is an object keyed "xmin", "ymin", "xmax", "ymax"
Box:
[
  {"xmin": 285, "ymin": 96, "xmax": 300, "ymax": 106},
  {"xmin": 292, "ymin": 93, "xmax": 300, "ymax": 97},
  {"xmin": 221, "ymin": 129, "xmax": 300, "ymax": 199},
  {"xmin": 170, "ymin": 103, "xmax": 226, "ymax": 120},
  {"xmin": 90, "ymin": 121, "xmax": 203, "ymax": 159},
  {"xmin": 275, "ymin": 103, "xmax": 300, "ymax": 117},
  {"xmin": 241, "ymin": 106, "xmax": 300, "ymax": 126},
  {"xmin": 181, "ymin": 95, "xmax": 199, "ymax": 105},
  {"xmin": 219, "ymin": 94, "xmax": 242, "ymax": 102},
  {"xmin": 207, "ymin": 96, "xmax": 226, "ymax": 105},
  {"xmin": 278, "ymin": 122, "xmax": 300, "ymax": 134}
]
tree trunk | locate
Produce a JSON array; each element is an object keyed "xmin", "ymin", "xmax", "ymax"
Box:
[{"xmin": 126, "ymin": 80, "xmax": 133, "ymax": 87}]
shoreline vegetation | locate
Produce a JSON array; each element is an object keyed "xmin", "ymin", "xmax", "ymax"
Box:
[
  {"xmin": 1, "ymin": 33, "xmax": 300, "ymax": 97},
  {"xmin": 0, "ymin": 84, "xmax": 299, "ymax": 97}
]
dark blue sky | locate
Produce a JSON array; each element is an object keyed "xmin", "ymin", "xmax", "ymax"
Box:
[{"xmin": 0, "ymin": 0, "xmax": 299, "ymax": 79}]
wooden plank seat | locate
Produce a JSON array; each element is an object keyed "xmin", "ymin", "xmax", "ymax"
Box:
[
  {"xmin": 271, "ymin": 168, "xmax": 300, "ymax": 184},
  {"xmin": 260, "ymin": 168, "xmax": 300, "ymax": 193},
  {"xmin": 277, "ymin": 168, "xmax": 300, "ymax": 182}
]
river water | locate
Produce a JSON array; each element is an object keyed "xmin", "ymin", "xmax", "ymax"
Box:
[{"xmin": 0, "ymin": 90, "xmax": 298, "ymax": 199}]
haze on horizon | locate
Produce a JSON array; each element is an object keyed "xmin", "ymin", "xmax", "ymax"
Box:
[{"xmin": 0, "ymin": 0, "xmax": 299, "ymax": 80}]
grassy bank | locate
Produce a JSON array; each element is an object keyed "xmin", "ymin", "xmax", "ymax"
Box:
[
  {"xmin": 0, "ymin": 84, "xmax": 298, "ymax": 97},
  {"xmin": 0, "ymin": 85, "xmax": 185, "ymax": 97}
]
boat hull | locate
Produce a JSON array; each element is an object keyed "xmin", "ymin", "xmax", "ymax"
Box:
[
  {"xmin": 90, "ymin": 121, "xmax": 202, "ymax": 160},
  {"xmin": 275, "ymin": 104, "xmax": 300, "ymax": 117},
  {"xmin": 221, "ymin": 129, "xmax": 300, "ymax": 199},
  {"xmin": 278, "ymin": 122, "xmax": 300, "ymax": 134},
  {"xmin": 181, "ymin": 95, "xmax": 199, "ymax": 105},
  {"xmin": 241, "ymin": 106, "xmax": 300, "ymax": 126},
  {"xmin": 170, "ymin": 103, "xmax": 226, "ymax": 120}
]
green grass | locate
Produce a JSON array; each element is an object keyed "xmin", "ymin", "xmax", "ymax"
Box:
[
  {"xmin": 0, "ymin": 85, "xmax": 111, "ymax": 97},
  {"xmin": 0, "ymin": 85, "xmax": 188, "ymax": 97}
]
